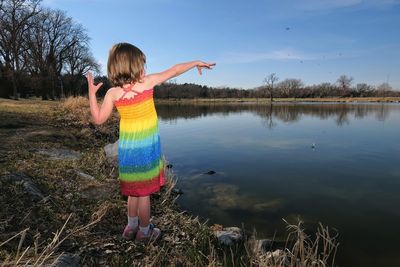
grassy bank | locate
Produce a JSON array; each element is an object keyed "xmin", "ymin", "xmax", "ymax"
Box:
[
  {"xmin": 155, "ymin": 96, "xmax": 400, "ymax": 104},
  {"xmin": 0, "ymin": 97, "xmax": 339, "ymax": 266}
]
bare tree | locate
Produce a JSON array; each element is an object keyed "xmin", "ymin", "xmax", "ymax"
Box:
[
  {"xmin": 0, "ymin": 0, "xmax": 41, "ymax": 99},
  {"xmin": 277, "ymin": 78, "xmax": 303, "ymax": 98},
  {"xmin": 45, "ymin": 9, "xmax": 86, "ymax": 99},
  {"xmin": 263, "ymin": 73, "xmax": 279, "ymax": 102},
  {"xmin": 26, "ymin": 7, "xmax": 94, "ymax": 99},
  {"xmin": 317, "ymin": 82, "xmax": 334, "ymax": 98},
  {"xmin": 376, "ymin": 82, "xmax": 392, "ymax": 97},
  {"xmin": 337, "ymin": 75, "xmax": 353, "ymax": 97},
  {"xmin": 63, "ymin": 42, "xmax": 99, "ymax": 96},
  {"xmin": 355, "ymin": 83, "xmax": 373, "ymax": 97}
]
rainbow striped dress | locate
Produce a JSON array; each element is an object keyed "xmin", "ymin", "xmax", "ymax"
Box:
[{"xmin": 114, "ymin": 85, "xmax": 165, "ymax": 196}]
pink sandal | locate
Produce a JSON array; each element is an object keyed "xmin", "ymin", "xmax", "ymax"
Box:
[
  {"xmin": 122, "ymin": 225, "xmax": 139, "ymax": 240},
  {"xmin": 135, "ymin": 224, "xmax": 161, "ymax": 243}
]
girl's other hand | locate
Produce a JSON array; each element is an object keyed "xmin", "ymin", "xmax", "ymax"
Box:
[
  {"xmin": 196, "ymin": 61, "xmax": 216, "ymax": 75},
  {"xmin": 86, "ymin": 72, "xmax": 103, "ymax": 95}
]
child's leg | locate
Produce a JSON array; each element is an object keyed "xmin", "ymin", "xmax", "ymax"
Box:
[
  {"xmin": 127, "ymin": 196, "xmax": 139, "ymax": 228},
  {"xmin": 127, "ymin": 196, "xmax": 139, "ymax": 217},
  {"xmin": 122, "ymin": 196, "xmax": 139, "ymax": 239},
  {"xmin": 138, "ymin": 196, "xmax": 150, "ymax": 227},
  {"xmin": 136, "ymin": 195, "xmax": 161, "ymax": 240}
]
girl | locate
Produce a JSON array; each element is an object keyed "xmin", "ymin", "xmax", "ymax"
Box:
[{"xmin": 87, "ymin": 43, "xmax": 215, "ymax": 242}]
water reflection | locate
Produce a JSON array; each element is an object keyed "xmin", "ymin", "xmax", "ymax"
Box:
[
  {"xmin": 156, "ymin": 102, "xmax": 400, "ymax": 267},
  {"xmin": 156, "ymin": 102, "xmax": 395, "ymax": 127}
]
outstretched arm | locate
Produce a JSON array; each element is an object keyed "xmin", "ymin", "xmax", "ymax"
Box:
[
  {"xmin": 87, "ymin": 72, "xmax": 114, "ymax": 125},
  {"xmin": 146, "ymin": 60, "xmax": 215, "ymax": 87}
]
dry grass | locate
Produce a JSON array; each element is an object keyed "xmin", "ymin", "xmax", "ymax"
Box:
[
  {"xmin": 0, "ymin": 203, "xmax": 109, "ymax": 266},
  {"xmin": 59, "ymin": 96, "xmax": 92, "ymax": 126},
  {"xmin": 59, "ymin": 95, "xmax": 120, "ymax": 127},
  {"xmin": 57, "ymin": 96, "xmax": 119, "ymax": 143},
  {"xmin": 0, "ymin": 97, "xmax": 55, "ymax": 114},
  {"xmin": 246, "ymin": 219, "xmax": 339, "ymax": 267}
]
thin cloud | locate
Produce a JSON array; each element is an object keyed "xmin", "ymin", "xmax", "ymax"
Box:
[
  {"xmin": 297, "ymin": 0, "xmax": 399, "ymax": 10},
  {"xmin": 219, "ymin": 48, "xmax": 360, "ymax": 64},
  {"xmin": 221, "ymin": 48, "xmax": 315, "ymax": 63},
  {"xmin": 43, "ymin": 0, "xmax": 103, "ymax": 5},
  {"xmin": 298, "ymin": 0, "xmax": 361, "ymax": 10}
]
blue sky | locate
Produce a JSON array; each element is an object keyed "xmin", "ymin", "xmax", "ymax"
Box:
[{"xmin": 43, "ymin": 0, "xmax": 400, "ymax": 89}]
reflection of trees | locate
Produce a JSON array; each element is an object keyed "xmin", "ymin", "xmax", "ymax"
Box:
[
  {"xmin": 156, "ymin": 103, "xmax": 396, "ymax": 127},
  {"xmin": 156, "ymin": 103, "xmax": 252, "ymax": 121},
  {"xmin": 261, "ymin": 104, "xmax": 276, "ymax": 129},
  {"xmin": 375, "ymin": 104, "xmax": 389, "ymax": 121},
  {"xmin": 234, "ymin": 103, "xmax": 278, "ymax": 129},
  {"xmin": 335, "ymin": 109, "xmax": 349, "ymax": 126},
  {"xmin": 273, "ymin": 105, "xmax": 301, "ymax": 123},
  {"xmin": 354, "ymin": 105, "xmax": 368, "ymax": 119},
  {"xmin": 253, "ymin": 104, "xmax": 302, "ymax": 129}
]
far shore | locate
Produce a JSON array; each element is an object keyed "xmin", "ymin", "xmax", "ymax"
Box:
[
  {"xmin": 2, "ymin": 96, "xmax": 400, "ymax": 104},
  {"xmin": 155, "ymin": 97, "xmax": 400, "ymax": 104}
]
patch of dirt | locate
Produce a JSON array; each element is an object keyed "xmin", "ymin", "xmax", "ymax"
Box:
[{"xmin": 80, "ymin": 180, "xmax": 119, "ymax": 200}]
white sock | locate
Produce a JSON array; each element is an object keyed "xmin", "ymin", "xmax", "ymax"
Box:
[
  {"xmin": 128, "ymin": 216, "xmax": 138, "ymax": 228},
  {"xmin": 139, "ymin": 224, "xmax": 150, "ymax": 235}
]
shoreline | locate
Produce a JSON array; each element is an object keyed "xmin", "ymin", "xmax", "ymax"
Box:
[
  {"xmin": 1, "ymin": 96, "xmax": 400, "ymax": 104},
  {"xmin": 155, "ymin": 97, "xmax": 400, "ymax": 104}
]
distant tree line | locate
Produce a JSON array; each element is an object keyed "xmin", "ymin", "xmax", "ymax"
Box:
[
  {"xmin": 154, "ymin": 74, "xmax": 399, "ymax": 100},
  {"xmin": 0, "ymin": 0, "xmax": 99, "ymax": 100}
]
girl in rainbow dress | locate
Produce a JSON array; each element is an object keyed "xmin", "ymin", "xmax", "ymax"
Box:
[{"xmin": 87, "ymin": 43, "xmax": 215, "ymax": 242}]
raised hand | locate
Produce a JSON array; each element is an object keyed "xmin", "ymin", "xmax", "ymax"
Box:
[
  {"xmin": 86, "ymin": 72, "xmax": 103, "ymax": 95},
  {"xmin": 196, "ymin": 61, "xmax": 216, "ymax": 75}
]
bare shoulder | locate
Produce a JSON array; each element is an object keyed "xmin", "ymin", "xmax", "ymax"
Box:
[
  {"xmin": 142, "ymin": 75, "xmax": 157, "ymax": 87},
  {"xmin": 141, "ymin": 74, "xmax": 157, "ymax": 90},
  {"xmin": 142, "ymin": 73, "xmax": 166, "ymax": 88},
  {"xmin": 105, "ymin": 87, "xmax": 119, "ymax": 101}
]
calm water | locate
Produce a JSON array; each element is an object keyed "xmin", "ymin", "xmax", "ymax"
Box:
[{"xmin": 156, "ymin": 102, "xmax": 400, "ymax": 267}]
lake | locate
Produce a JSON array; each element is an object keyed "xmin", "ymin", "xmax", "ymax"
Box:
[{"xmin": 155, "ymin": 102, "xmax": 400, "ymax": 267}]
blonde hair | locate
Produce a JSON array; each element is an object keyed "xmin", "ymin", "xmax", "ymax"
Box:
[{"xmin": 107, "ymin": 43, "xmax": 146, "ymax": 87}]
